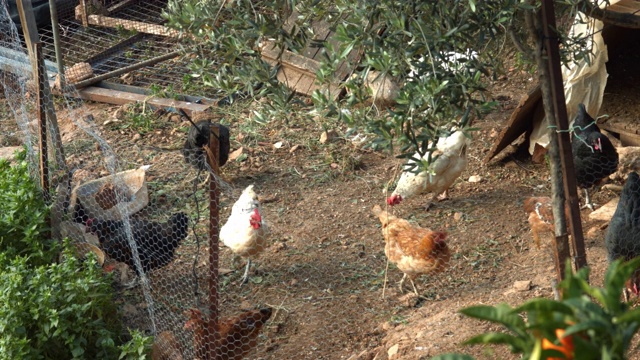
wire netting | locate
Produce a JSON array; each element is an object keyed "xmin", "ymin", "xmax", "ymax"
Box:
[{"xmin": 0, "ymin": 1, "xmax": 271, "ymax": 358}]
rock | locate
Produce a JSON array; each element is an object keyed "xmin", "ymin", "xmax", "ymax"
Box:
[
  {"xmin": 0, "ymin": 146, "xmax": 21, "ymax": 161},
  {"xmin": 468, "ymin": 175, "xmax": 482, "ymax": 183},
  {"xmin": 399, "ymin": 293, "xmax": 419, "ymax": 307},
  {"xmin": 239, "ymin": 300, "xmax": 253, "ymax": 310},
  {"xmin": 453, "ymin": 212, "xmax": 463, "ymax": 222},
  {"xmin": 589, "ymin": 197, "xmax": 619, "ymax": 221},
  {"xmin": 113, "ymin": 106, "xmax": 127, "ymax": 120},
  {"xmin": 290, "ymin": 144, "xmax": 302, "ymax": 153},
  {"xmin": 273, "ymin": 141, "xmax": 284, "ymax": 149},
  {"xmin": 611, "ymin": 146, "xmax": 640, "ymax": 181},
  {"xmin": 514, "ymin": 280, "xmax": 532, "ymax": 291},
  {"xmin": 586, "ymin": 226, "xmax": 601, "ymax": 239},
  {"xmin": 228, "ymin": 147, "xmax": 244, "ymax": 161},
  {"xmin": 132, "ymin": 133, "xmax": 142, "ymax": 142},
  {"xmin": 320, "ymin": 129, "xmax": 339, "ymax": 144},
  {"xmin": 387, "ymin": 344, "xmax": 399, "ymax": 359},
  {"xmin": 121, "ymin": 303, "xmax": 137, "ymax": 317},
  {"xmin": 360, "ymin": 71, "xmax": 400, "ymax": 108}
]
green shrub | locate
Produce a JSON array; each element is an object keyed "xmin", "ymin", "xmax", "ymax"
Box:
[
  {"xmin": 0, "ymin": 149, "xmax": 56, "ymax": 266},
  {"xmin": 0, "ymin": 244, "xmax": 151, "ymax": 359},
  {"xmin": 432, "ymin": 258, "xmax": 640, "ymax": 360}
]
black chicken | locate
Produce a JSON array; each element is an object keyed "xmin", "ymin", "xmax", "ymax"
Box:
[
  {"xmin": 571, "ymin": 103, "xmax": 618, "ymax": 210},
  {"xmin": 605, "ymin": 172, "xmax": 640, "ymax": 301},
  {"xmin": 85, "ymin": 212, "xmax": 189, "ymax": 274},
  {"xmin": 182, "ymin": 120, "xmax": 231, "ymax": 171}
]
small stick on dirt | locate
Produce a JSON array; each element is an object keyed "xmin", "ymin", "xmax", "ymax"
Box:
[
  {"xmin": 266, "ymin": 295, "xmax": 289, "ymax": 324},
  {"xmin": 509, "ymin": 155, "xmax": 536, "ymax": 173},
  {"xmin": 382, "ymin": 258, "xmax": 390, "ymax": 299}
]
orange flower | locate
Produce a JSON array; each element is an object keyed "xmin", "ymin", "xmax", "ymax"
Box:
[{"xmin": 541, "ymin": 329, "xmax": 574, "ymax": 360}]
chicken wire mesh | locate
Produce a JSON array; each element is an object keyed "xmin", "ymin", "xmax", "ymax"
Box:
[
  {"xmin": 24, "ymin": 0, "xmax": 219, "ymax": 96},
  {"xmin": 0, "ymin": 1, "xmax": 274, "ymax": 359},
  {"xmin": 570, "ymin": 103, "xmax": 619, "ymax": 210}
]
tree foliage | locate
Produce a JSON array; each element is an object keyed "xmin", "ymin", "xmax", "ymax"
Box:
[{"xmin": 163, "ymin": 0, "xmax": 595, "ymax": 164}]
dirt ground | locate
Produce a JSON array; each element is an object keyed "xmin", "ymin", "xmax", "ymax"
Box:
[{"xmin": 2, "ymin": 44, "xmax": 640, "ymax": 360}]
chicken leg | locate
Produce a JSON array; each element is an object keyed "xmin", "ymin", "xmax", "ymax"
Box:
[
  {"xmin": 240, "ymin": 259, "xmax": 252, "ymax": 286},
  {"xmin": 399, "ymin": 274, "xmax": 420, "ymax": 296},
  {"xmin": 581, "ymin": 188, "xmax": 595, "ymax": 211}
]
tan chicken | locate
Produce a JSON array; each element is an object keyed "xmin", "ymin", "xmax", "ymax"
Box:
[
  {"xmin": 523, "ymin": 196, "xmax": 570, "ymax": 249},
  {"xmin": 184, "ymin": 307, "xmax": 273, "ymax": 360},
  {"xmin": 152, "ymin": 331, "xmax": 184, "ymax": 360},
  {"xmin": 372, "ymin": 205, "xmax": 450, "ymax": 295},
  {"xmin": 220, "ymin": 185, "xmax": 268, "ymax": 285},
  {"xmin": 387, "ymin": 130, "xmax": 470, "ymax": 210}
]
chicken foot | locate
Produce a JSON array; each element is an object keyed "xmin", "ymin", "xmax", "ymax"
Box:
[
  {"xmin": 580, "ymin": 188, "xmax": 596, "ymax": 211},
  {"xmin": 399, "ymin": 274, "xmax": 420, "ymax": 296},
  {"xmin": 424, "ymin": 190, "xmax": 451, "ymax": 211},
  {"xmin": 240, "ymin": 259, "xmax": 252, "ymax": 286},
  {"xmin": 436, "ymin": 189, "xmax": 450, "ymax": 201}
]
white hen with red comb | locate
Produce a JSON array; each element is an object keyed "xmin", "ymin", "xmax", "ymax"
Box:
[
  {"xmin": 220, "ymin": 184, "xmax": 269, "ymax": 285},
  {"xmin": 387, "ymin": 130, "xmax": 470, "ymax": 210}
]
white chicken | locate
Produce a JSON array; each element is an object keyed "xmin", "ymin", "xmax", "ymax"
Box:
[
  {"xmin": 220, "ymin": 184, "xmax": 268, "ymax": 285},
  {"xmin": 387, "ymin": 130, "xmax": 470, "ymax": 209}
]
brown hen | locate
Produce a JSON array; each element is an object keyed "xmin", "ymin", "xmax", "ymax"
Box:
[
  {"xmin": 523, "ymin": 196, "xmax": 570, "ymax": 249},
  {"xmin": 184, "ymin": 307, "xmax": 272, "ymax": 360},
  {"xmin": 152, "ymin": 331, "xmax": 184, "ymax": 360},
  {"xmin": 372, "ymin": 205, "xmax": 450, "ymax": 295}
]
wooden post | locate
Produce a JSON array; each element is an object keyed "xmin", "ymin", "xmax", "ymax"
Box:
[
  {"xmin": 207, "ymin": 127, "xmax": 221, "ymax": 360},
  {"xmin": 49, "ymin": 0, "xmax": 66, "ymax": 89},
  {"xmin": 34, "ymin": 42, "xmax": 49, "ymax": 201},
  {"xmin": 16, "ymin": 0, "xmax": 68, "ymax": 174},
  {"xmin": 540, "ymin": 0, "xmax": 588, "ymax": 271}
]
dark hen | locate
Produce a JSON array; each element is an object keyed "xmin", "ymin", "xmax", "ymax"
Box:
[
  {"xmin": 571, "ymin": 103, "xmax": 618, "ymax": 210},
  {"xmin": 605, "ymin": 172, "xmax": 640, "ymax": 301},
  {"xmin": 86, "ymin": 212, "xmax": 189, "ymax": 274},
  {"xmin": 182, "ymin": 120, "xmax": 231, "ymax": 171}
]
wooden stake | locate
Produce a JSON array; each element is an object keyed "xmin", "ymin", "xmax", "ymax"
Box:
[
  {"xmin": 34, "ymin": 42, "xmax": 49, "ymax": 202},
  {"xmin": 207, "ymin": 126, "xmax": 221, "ymax": 360},
  {"xmin": 540, "ymin": 0, "xmax": 588, "ymax": 271}
]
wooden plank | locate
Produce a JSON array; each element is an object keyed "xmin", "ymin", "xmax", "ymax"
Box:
[
  {"xmin": 483, "ymin": 84, "xmax": 543, "ymax": 163},
  {"xmin": 76, "ymin": 86, "xmax": 210, "ymax": 114},
  {"xmin": 599, "ymin": 121, "xmax": 640, "ymax": 146},
  {"xmin": 95, "ymin": 81, "xmax": 217, "ymax": 105},
  {"xmin": 87, "ymin": 15, "xmax": 182, "ymax": 37},
  {"xmin": 608, "ymin": 0, "xmax": 640, "ymax": 14},
  {"xmin": 260, "ymin": 41, "xmax": 342, "ymax": 97}
]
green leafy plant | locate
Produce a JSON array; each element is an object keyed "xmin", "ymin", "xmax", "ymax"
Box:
[
  {"xmin": 0, "ymin": 148, "xmax": 55, "ymax": 266},
  {"xmin": 0, "ymin": 243, "xmax": 152, "ymax": 359},
  {"xmin": 432, "ymin": 258, "xmax": 640, "ymax": 360}
]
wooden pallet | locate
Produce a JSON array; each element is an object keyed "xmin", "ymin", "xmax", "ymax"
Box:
[{"xmin": 260, "ymin": 12, "xmax": 360, "ymax": 99}]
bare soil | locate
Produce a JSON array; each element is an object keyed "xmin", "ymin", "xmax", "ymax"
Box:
[{"xmin": 2, "ymin": 46, "xmax": 640, "ymax": 360}]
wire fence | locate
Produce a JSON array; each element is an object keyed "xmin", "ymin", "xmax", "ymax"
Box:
[{"xmin": 0, "ymin": 1, "xmax": 270, "ymax": 358}]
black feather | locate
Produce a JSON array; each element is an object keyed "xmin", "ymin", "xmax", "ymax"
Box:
[
  {"xmin": 571, "ymin": 103, "xmax": 618, "ymax": 189},
  {"xmin": 182, "ymin": 120, "xmax": 231, "ymax": 170},
  {"xmin": 606, "ymin": 172, "xmax": 640, "ymax": 263},
  {"xmin": 88, "ymin": 212, "xmax": 189, "ymax": 274}
]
